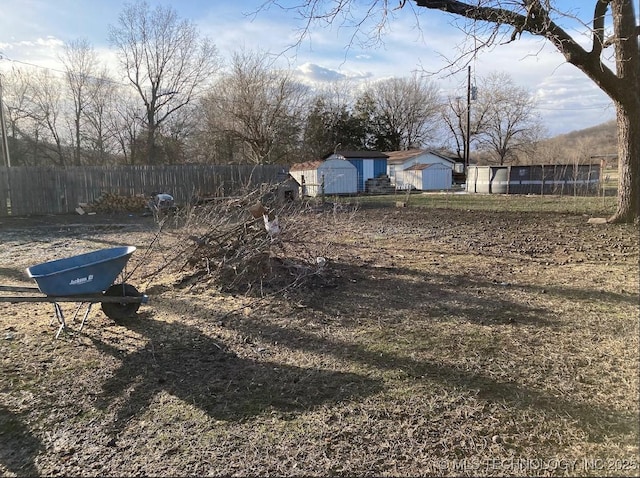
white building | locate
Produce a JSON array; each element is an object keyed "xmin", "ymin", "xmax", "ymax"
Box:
[
  {"xmin": 386, "ymin": 149, "xmax": 462, "ymax": 190},
  {"xmin": 289, "ymin": 159, "xmax": 358, "ymax": 197},
  {"xmin": 396, "ymin": 163, "xmax": 452, "ymax": 191}
]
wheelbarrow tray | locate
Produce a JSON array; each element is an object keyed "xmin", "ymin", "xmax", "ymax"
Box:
[{"xmin": 26, "ymin": 246, "xmax": 136, "ymax": 296}]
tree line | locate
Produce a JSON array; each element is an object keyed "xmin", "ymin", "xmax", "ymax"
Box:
[{"xmin": 0, "ymin": 1, "xmax": 557, "ymax": 170}]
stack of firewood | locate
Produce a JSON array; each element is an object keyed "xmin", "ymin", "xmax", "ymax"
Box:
[{"xmin": 77, "ymin": 192, "xmax": 149, "ymax": 214}]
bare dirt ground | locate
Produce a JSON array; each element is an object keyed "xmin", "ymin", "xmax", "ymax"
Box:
[{"xmin": 0, "ymin": 203, "xmax": 638, "ymax": 477}]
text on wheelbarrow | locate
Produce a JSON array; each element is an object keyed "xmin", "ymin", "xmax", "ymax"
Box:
[{"xmin": 69, "ymin": 275, "xmax": 94, "ymax": 286}]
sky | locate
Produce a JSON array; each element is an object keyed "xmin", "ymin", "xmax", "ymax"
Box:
[{"xmin": 0, "ymin": 0, "xmax": 622, "ymax": 137}]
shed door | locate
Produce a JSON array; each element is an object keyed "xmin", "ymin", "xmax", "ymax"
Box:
[
  {"xmin": 362, "ymin": 161, "xmax": 374, "ymax": 191},
  {"xmin": 373, "ymin": 159, "xmax": 387, "ymax": 177}
]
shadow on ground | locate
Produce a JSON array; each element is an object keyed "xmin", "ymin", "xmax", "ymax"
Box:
[
  {"xmin": 90, "ymin": 314, "xmax": 383, "ymax": 438},
  {"xmin": 0, "ymin": 405, "xmax": 42, "ymax": 477}
]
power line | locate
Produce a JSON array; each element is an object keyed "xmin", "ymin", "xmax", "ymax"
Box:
[
  {"xmin": 0, "ymin": 54, "xmax": 68, "ymax": 76},
  {"xmin": 0, "ymin": 53, "xmax": 130, "ymax": 87}
]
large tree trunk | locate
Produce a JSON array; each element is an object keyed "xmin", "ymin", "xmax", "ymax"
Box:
[
  {"xmin": 146, "ymin": 128, "xmax": 156, "ymax": 166},
  {"xmin": 610, "ymin": 103, "xmax": 640, "ymax": 224},
  {"xmin": 607, "ymin": 0, "xmax": 640, "ymax": 224}
]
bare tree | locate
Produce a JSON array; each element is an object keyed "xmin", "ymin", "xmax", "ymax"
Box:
[
  {"xmin": 5, "ymin": 59, "xmax": 119, "ymax": 166},
  {"xmin": 108, "ymin": 89, "xmax": 144, "ymax": 165},
  {"xmin": 108, "ymin": 1, "xmax": 221, "ymax": 164},
  {"xmin": 442, "ymin": 93, "xmax": 485, "ymax": 161},
  {"xmin": 201, "ymin": 50, "xmax": 309, "ymax": 165},
  {"xmin": 474, "ymin": 72, "xmax": 544, "ymax": 165},
  {"xmin": 82, "ymin": 69, "xmax": 120, "ymax": 165},
  {"xmin": 60, "ymin": 39, "xmax": 99, "ymax": 166},
  {"xmin": 521, "ymin": 135, "xmax": 564, "ymax": 166},
  {"xmin": 266, "ymin": 0, "xmax": 639, "ymax": 223},
  {"xmin": 25, "ymin": 70, "xmax": 68, "ymax": 166},
  {"xmin": 358, "ymin": 74, "xmax": 443, "ymax": 150},
  {"xmin": 303, "ymin": 80, "xmax": 368, "ymax": 159},
  {"xmin": 1, "ymin": 67, "xmax": 34, "ymax": 165}
]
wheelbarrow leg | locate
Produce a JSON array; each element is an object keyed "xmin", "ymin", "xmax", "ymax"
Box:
[
  {"xmin": 78, "ymin": 303, "xmax": 94, "ymax": 332},
  {"xmin": 49, "ymin": 302, "xmax": 93, "ymax": 337},
  {"xmin": 69, "ymin": 302, "xmax": 92, "ymax": 328},
  {"xmin": 69, "ymin": 303, "xmax": 85, "ymax": 323},
  {"xmin": 53, "ymin": 303, "xmax": 67, "ymax": 339}
]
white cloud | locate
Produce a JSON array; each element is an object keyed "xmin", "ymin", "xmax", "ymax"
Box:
[
  {"xmin": 295, "ymin": 63, "xmax": 347, "ymax": 83},
  {"xmin": 532, "ymin": 73, "xmax": 615, "ymax": 135},
  {"xmin": 294, "ymin": 62, "xmax": 373, "ymax": 84}
]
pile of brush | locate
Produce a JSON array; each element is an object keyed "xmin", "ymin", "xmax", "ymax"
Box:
[{"xmin": 156, "ymin": 186, "xmax": 344, "ymax": 297}]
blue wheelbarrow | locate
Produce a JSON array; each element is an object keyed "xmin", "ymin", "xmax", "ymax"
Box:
[{"xmin": 0, "ymin": 246, "xmax": 148, "ymax": 338}]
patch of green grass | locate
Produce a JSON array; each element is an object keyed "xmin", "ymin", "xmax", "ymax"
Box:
[{"xmin": 340, "ymin": 193, "xmax": 618, "ymax": 216}]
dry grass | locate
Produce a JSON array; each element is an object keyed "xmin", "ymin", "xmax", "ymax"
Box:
[{"xmin": 0, "ymin": 196, "xmax": 638, "ymax": 477}]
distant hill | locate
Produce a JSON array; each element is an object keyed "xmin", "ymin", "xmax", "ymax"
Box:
[
  {"xmin": 551, "ymin": 120, "xmax": 617, "ymax": 150},
  {"xmin": 472, "ymin": 120, "xmax": 618, "ymax": 166},
  {"xmin": 528, "ymin": 120, "xmax": 617, "ymax": 166}
]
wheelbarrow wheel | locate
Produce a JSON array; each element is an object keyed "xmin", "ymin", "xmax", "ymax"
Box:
[{"xmin": 101, "ymin": 283, "xmax": 141, "ymax": 321}]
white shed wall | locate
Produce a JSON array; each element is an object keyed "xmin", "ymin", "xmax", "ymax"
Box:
[
  {"xmin": 292, "ymin": 159, "xmax": 357, "ymax": 196},
  {"xmin": 422, "ymin": 165, "xmax": 452, "ymax": 190},
  {"xmin": 396, "ymin": 170, "xmax": 421, "ymax": 190},
  {"xmin": 318, "ymin": 159, "xmax": 358, "ymax": 195},
  {"xmin": 396, "ymin": 165, "xmax": 452, "ymax": 191},
  {"xmin": 388, "ymin": 152, "xmax": 455, "ymax": 189},
  {"xmin": 289, "ymin": 169, "xmax": 320, "ymax": 196}
]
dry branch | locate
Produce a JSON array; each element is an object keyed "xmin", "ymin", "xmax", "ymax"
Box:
[{"xmin": 154, "ymin": 186, "xmax": 353, "ymax": 297}]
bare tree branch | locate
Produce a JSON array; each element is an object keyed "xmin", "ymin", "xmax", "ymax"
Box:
[{"xmin": 109, "ymin": 2, "xmax": 221, "ymax": 164}]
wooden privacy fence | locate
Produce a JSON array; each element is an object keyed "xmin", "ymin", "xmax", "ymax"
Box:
[{"xmin": 0, "ymin": 164, "xmax": 286, "ymax": 216}]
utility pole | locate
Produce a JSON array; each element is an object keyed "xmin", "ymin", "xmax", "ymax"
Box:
[
  {"xmin": 0, "ymin": 74, "xmax": 11, "ymax": 215},
  {"xmin": 0, "ymin": 74, "xmax": 10, "ymax": 168},
  {"xmin": 465, "ymin": 65, "xmax": 471, "ymax": 169}
]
